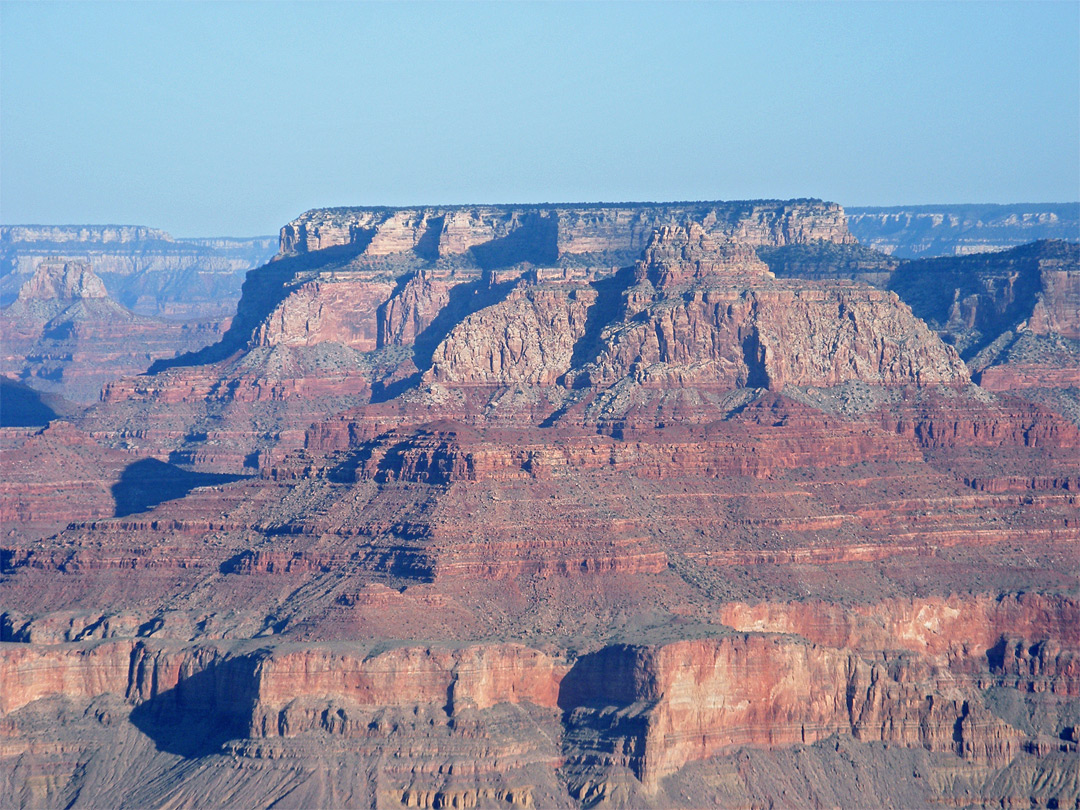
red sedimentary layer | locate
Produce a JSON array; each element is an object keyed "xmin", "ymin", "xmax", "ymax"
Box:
[{"xmin": 4, "ymin": 601, "xmax": 1074, "ymax": 788}]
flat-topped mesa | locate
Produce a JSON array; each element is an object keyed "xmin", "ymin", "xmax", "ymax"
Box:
[
  {"xmin": 16, "ymin": 261, "xmax": 107, "ymax": 301},
  {"xmin": 277, "ymin": 199, "xmax": 856, "ymax": 260}
]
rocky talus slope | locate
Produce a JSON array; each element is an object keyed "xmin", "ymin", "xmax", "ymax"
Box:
[
  {"xmin": 0, "ymin": 261, "xmax": 227, "ymax": 403},
  {"xmin": 1, "ymin": 200, "xmax": 1077, "ymax": 809}
]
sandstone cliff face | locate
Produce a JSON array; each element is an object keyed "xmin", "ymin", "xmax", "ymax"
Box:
[
  {"xmin": 562, "ymin": 636, "xmax": 1030, "ymax": 791},
  {"xmin": 427, "ymin": 285, "xmax": 595, "ymax": 386},
  {"xmin": 423, "ymin": 225, "xmax": 968, "ymax": 394},
  {"xmin": 377, "ymin": 271, "xmax": 452, "ymax": 348},
  {"xmin": 253, "ymin": 644, "xmax": 564, "ymax": 727},
  {"xmin": 4, "ymin": 622, "xmax": 1071, "ymax": 800},
  {"xmin": 279, "ymin": 200, "xmax": 855, "ymax": 260},
  {"xmin": 15, "ymin": 261, "xmax": 107, "ymax": 301},
  {"xmin": 578, "ymin": 284, "xmax": 966, "ymax": 391},
  {"xmin": 719, "ymin": 593, "xmax": 1079, "ymax": 657},
  {"xmin": 253, "ymin": 278, "xmax": 394, "ymax": 351},
  {"xmin": 1028, "ymin": 264, "xmax": 1080, "ymax": 340},
  {"xmin": 78, "ymin": 202, "xmax": 895, "ymax": 468},
  {"xmin": 888, "ymin": 241, "xmax": 1078, "ymax": 361}
]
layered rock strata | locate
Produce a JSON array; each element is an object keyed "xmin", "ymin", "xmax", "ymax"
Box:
[
  {"xmin": 279, "ymin": 199, "xmax": 855, "ymax": 261},
  {"xmin": 2, "ymin": 608, "xmax": 1076, "ymax": 807},
  {"xmin": 3, "ymin": 200, "xmax": 1079, "ymax": 809}
]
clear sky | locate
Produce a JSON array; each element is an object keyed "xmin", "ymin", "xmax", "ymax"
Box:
[{"xmin": 2, "ymin": 1, "xmax": 1077, "ymax": 237}]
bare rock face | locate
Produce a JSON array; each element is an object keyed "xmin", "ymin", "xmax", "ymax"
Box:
[
  {"xmin": 1029, "ymin": 261, "xmax": 1080, "ymax": 340},
  {"xmin": 377, "ymin": 271, "xmax": 451, "ymax": 348},
  {"xmin": 0, "ymin": 421, "xmax": 129, "ymax": 536},
  {"xmin": 635, "ymin": 223, "xmax": 774, "ymax": 288},
  {"xmin": 424, "ymin": 225, "xmax": 968, "ymax": 394},
  {"xmin": 279, "ymin": 199, "xmax": 856, "ymax": 260},
  {"xmin": 15, "ymin": 261, "xmax": 108, "ymax": 301},
  {"xmin": 428, "ymin": 284, "xmax": 595, "ymax": 386},
  {"xmin": 253, "ymin": 278, "xmax": 394, "ymax": 351},
  {"xmin": 882, "ymin": 240, "xmax": 1080, "ymax": 423},
  {"xmin": 578, "ymin": 285, "xmax": 966, "ymax": 392},
  {"xmin": 889, "ymin": 241, "xmax": 1078, "ymax": 359},
  {"xmin": 83, "ymin": 200, "xmax": 859, "ymax": 467},
  {"xmin": 3, "ymin": 614, "xmax": 1075, "ymax": 808}
]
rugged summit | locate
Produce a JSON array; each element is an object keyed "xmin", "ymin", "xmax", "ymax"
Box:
[
  {"xmin": 2, "ymin": 199, "xmax": 1078, "ymax": 810},
  {"xmin": 14, "ymin": 260, "xmax": 108, "ymax": 301}
]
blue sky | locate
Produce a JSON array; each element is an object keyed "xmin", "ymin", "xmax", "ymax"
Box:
[{"xmin": 2, "ymin": 1, "xmax": 1077, "ymax": 237}]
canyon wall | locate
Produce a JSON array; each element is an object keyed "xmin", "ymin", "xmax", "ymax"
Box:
[
  {"xmin": 4, "ymin": 199, "xmax": 1078, "ymax": 809},
  {"xmin": 3, "ymin": 603, "xmax": 1076, "ymax": 803}
]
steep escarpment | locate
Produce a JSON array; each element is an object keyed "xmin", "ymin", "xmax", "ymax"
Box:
[
  {"xmin": 426, "ymin": 224, "xmax": 967, "ymax": 395},
  {"xmin": 888, "ymin": 240, "xmax": 1079, "ymax": 360},
  {"xmin": 3, "ymin": 613, "xmax": 1076, "ymax": 808},
  {"xmin": 83, "ymin": 201, "xmax": 859, "ymax": 469},
  {"xmin": 763, "ymin": 239, "xmax": 1080, "ymax": 423},
  {"xmin": 279, "ymin": 199, "xmax": 855, "ymax": 263},
  {"xmin": 882, "ymin": 240, "xmax": 1080, "ymax": 423}
]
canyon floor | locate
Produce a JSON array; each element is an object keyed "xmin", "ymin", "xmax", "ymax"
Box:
[{"xmin": 1, "ymin": 200, "xmax": 1078, "ymax": 809}]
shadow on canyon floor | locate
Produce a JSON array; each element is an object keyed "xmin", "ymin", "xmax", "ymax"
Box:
[
  {"xmin": 0, "ymin": 376, "xmax": 61, "ymax": 426},
  {"xmin": 128, "ymin": 655, "xmax": 259, "ymax": 757},
  {"xmin": 111, "ymin": 458, "xmax": 248, "ymax": 518}
]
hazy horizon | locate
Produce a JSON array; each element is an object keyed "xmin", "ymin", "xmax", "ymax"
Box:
[{"xmin": 3, "ymin": 1, "xmax": 1078, "ymax": 238}]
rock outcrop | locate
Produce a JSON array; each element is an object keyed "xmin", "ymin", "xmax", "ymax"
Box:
[
  {"xmin": 279, "ymin": 200, "xmax": 856, "ymax": 262},
  {"xmin": 3, "ymin": 614, "xmax": 1075, "ymax": 807},
  {"xmin": 427, "ymin": 225, "xmax": 968, "ymax": 394}
]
